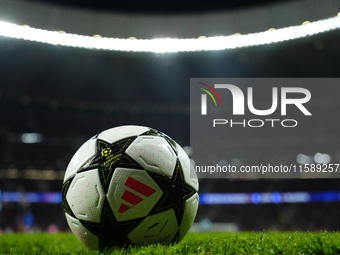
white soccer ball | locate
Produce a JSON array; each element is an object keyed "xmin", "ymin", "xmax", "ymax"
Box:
[{"xmin": 62, "ymin": 125, "xmax": 199, "ymax": 251}]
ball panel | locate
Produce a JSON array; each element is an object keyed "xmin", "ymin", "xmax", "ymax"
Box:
[
  {"xmin": 65, "ymin": 213, "xmax": 100, "ymax": 250},
  {"xmin": 98, "ymin": 125, "xmax": 150, "ymax": 144},
  {"xmin": 140, "ymin": 129, "xmax": 178, "ymax": 155},
  {"xmin": 64, "ymin": 138, "xmax": 97, "ymax": 181},
  {"xmin": 107, "ymin": 168, "xmax": 163, "ymax": 222},
  {"xmin": 66, "ymin": 169, "xmax": 105, "ymax": 223},
  {"xmin": 178, "ymin": 192, "xmax": 199, "ymax": 241},
  {"xmin": 177, "ymin": 144, "xmax": 199, "ymax": 191},
  {"xmin": 127, "ymin": 209, "xmax": 178, "ymax": 245},
  {"xmin": 126, "ymin": 136, "xmax": 177, "ymax": 177}
]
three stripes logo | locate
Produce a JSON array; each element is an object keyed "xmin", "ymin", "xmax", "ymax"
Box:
[
  {"xmin": 197, "ymin": 82, "xmax": 223, "ymax": 115},
  {"xmin": 118, "ymin": 177, "xmax": 156, "ymax": 213}
]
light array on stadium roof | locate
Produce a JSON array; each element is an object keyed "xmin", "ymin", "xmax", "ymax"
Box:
[{"xmin": 0, "ymin": 15, "xmax": 340, "ymax": 52}]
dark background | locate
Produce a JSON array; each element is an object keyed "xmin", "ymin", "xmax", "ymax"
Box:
[
  {"xmin": 25, "ymin": 0, "xmax": 291, "ymax": 13},
  {"xmin": 1, "ymin": 0, "xmax": 340, "ymax": 233}
]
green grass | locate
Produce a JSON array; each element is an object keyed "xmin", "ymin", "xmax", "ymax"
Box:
[{"xmin": 1, "ymin": 231, "xmax": 340, "ymax": 254}]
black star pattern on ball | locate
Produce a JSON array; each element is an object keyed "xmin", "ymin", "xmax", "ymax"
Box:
[
  {"xmin": 80, "ymin": 200, "xmax": 140, "ymax": 250},
  {"xmin": 62, "ymin": 175, "xmax": 76, "ymax": 218},
  {"xmin": 148, "ymin": 161, "xmax": 196, "ymax": 226},
  {"xmin": 78, "ymin": 137, "xmax": 144, "ymax": 192}
]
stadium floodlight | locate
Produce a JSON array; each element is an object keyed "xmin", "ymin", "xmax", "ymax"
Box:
[
  {"xmin": 0, "ymin": 16, "xmax": 339, "ymax": 53},
  {"xmin": 20, "ymin": 133, "xmax": 44, "ymax": 143}
]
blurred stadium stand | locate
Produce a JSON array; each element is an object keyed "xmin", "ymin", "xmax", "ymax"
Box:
[{"xmin": 1, "ymin": 0, "xmax": 340, "ymax": 232}]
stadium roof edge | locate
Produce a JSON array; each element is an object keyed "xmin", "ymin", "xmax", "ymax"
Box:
[{"xmin": 0, "ymin": 0, "xmax": 339, "ymax": 39}]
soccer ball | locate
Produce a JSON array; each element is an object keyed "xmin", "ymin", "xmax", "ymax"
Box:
[{"xmin": 62, "ymin": 125, "xmax": 199, "ymax": 251}]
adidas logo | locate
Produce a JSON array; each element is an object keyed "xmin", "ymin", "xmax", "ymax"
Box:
[{"xmin": 118, "ymin": 177, "xmax": 156, "ymax": 213}]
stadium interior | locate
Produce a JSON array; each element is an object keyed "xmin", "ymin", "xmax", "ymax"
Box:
[{"xmin": 1, "ymin": 0, "xmax": 340, "ymax": 233}]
